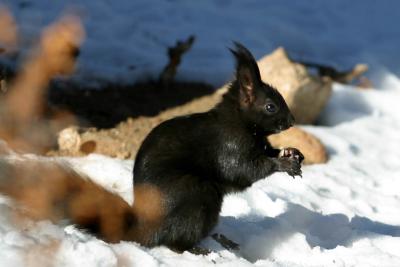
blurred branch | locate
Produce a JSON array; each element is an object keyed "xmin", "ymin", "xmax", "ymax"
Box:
[
  {"xmin": 0, "ymin": 13, "xmax": 84, "ymax": 153},
  {"xmin": 0, "ymin": 11, "xmax": 86, "ymax": 265}
]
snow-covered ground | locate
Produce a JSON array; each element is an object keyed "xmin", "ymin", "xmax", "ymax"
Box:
[
  {"xmin": 1, "ymin": 81, "xmax": 400, "ymax": 266},
  {"xmin": 1, "ymin": 1, "xmax": 400, "ymax": 266}
]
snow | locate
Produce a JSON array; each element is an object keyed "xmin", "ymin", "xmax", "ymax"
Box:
[
  {"xmin": 2, "ymin": 86, "xmax": 400, "ymax": 266},
  {"xmin": 1, "ymin": 0, "xmax": 400, "ymax": 87},
  {"xmin": 1, "ymin": 0, "xmax": 400, "ymax": 266}
]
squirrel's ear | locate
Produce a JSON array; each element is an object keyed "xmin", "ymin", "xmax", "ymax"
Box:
[
  {"xmin": 230, "ymin": 42, "xmax": 261, "ymax": 106},
  {"xmin": 237, "ymin": 66, "xmax": 255, "ymax": 106}
]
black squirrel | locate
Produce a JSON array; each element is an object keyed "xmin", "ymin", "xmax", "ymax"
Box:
[
  {"xmin": 131, "ymin": 42, "xmax": 303, "ymax": 251},
  {"xmin": 0, "ymin": 43, "xmax": 303, "ymax": 252}
]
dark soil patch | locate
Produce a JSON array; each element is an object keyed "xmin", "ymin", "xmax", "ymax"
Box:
[{"xmin": 47, "ymin": 80, "xmax": 215, "ymax": 128}]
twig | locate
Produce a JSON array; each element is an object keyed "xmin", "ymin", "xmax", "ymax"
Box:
[
  {"xmin": 159, "ymin": 35, "xmax": 195, "ymax": 86},
  {"xmin": 292, "ymin": 59, "xmax": 369, "ymax": 86}
]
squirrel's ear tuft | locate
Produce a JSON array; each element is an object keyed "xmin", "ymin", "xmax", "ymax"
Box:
[{"xmin": 230, "ymin": 42, "xmax": 261, "ymax": 106}]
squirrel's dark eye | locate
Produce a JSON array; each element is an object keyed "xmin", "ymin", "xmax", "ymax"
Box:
[{"xmin": 265, "ymin": 103, "xmax": 277, "ymax": 113}]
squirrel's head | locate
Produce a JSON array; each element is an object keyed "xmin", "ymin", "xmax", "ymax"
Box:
[{"xmin": 230, "ymin": 42, "xmax": 295, "ymax": 135}]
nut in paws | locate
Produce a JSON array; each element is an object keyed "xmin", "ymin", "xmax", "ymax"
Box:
[{"xmin": 279, "ymin": 147, "xmax": 304, "ymax": 164}]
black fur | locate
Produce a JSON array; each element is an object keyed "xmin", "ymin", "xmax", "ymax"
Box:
[{"xmin": 133, "ymin": 43, "xmax": 302, "ymax": 251}]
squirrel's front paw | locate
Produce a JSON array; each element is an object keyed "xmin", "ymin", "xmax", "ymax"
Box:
[
  {"xmin": 277, "ymin": 157, "xmax": 302, "ymax": 178},
  {"xmin": 279, "ymin": 147, "xmax": 304, "ymax": 164}
]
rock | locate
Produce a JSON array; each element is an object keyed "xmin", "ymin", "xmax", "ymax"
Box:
[
  {"xmin": 268, "ymin": 127, "xmax": 327, "ymax": 165},
  {"xmin": 257, "ymin": 47, "xmax": 332, "ymax": 124},
  {"xmin": 52, "ymin": 126, "xmax": 132, "ymax": 158},
  {"xmin": 57, "ymin": 127, "xmax": 81, "ymax": 152}
]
